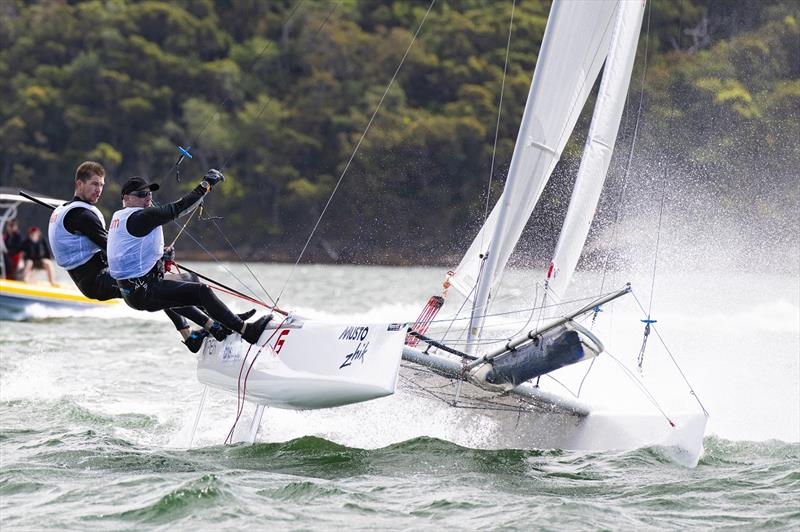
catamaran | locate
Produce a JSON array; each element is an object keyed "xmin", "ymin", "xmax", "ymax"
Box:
[{"xmin": 193, "ymin": 0, "xmax": 709, "ymax": 465}]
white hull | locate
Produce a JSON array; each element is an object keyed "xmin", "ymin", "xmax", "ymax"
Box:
[
  {"xmin": 195, "ymin": 320, "xmax": 706, "ymax": 465},
  {"xmin": 197, "ymin": 319, "xmax": 405, "ymax": 410},
  {"xmin": 398, "ymin": 364, "xmax": 707, "ymax": 466}
]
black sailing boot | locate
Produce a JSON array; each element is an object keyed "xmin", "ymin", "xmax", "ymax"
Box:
[
  {"xmin": 242, "ymin": 315, "xmax": 272, "ymax": 345},
  {"xmin": 184, "ymin": 329, "xmax": 210, "ymax": 353},
  {"xmin": 216, "ymin": 309, "xmax": 257, "ymax": 338},
  {"xmin": 208, "ymin": 322, "xmax": 229, "ymax": 342},
  {"xmin": 238, "ymin": 309, "xmax": 257, "ymax": 322}
]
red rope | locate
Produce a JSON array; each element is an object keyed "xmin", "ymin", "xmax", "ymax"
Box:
[
  {"xmin": 225, "ymin": 318, "xmax": 288, "ymax": 444},
  {"xmin": 165, "ymin": 258, "xmax": 288, "ymax": 315},
  {"xmin": 224, "ymin": 344, "xmax": 254, "ymax": 445},
  {"xmin": 208, "ymin": 284, "xmax": 289, "ymax": 316}
]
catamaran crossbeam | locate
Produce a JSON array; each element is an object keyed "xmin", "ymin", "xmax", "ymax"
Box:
[{"xmin": 401, "ymin": 287, "xmax": 628, "ymax": 406}]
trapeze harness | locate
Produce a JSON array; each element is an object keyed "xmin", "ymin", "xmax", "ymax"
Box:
[
  {"xmin": 48, "ymin": 201, "xmax": 104, "ymax": 269},
  {"xmin": 107, "ymin": 197, "xmax": 245, "ymax": 333},
  {"xmin": 48, "ymin": 200, "xmax": 120, "ymax": 301}
]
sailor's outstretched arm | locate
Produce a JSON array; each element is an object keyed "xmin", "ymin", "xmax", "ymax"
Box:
[{"xmin": 126, "ymin": 184, "xmax": 208, "ymax": 237}]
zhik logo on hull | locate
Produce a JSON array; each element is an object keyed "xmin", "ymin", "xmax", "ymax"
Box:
[
  {"xmin": 340, "ymin": 342, "xmax": 369, "ymax": 369},
  {"xmin": 339, "ymin": 326, "xmax": 370, "ymax": 369}
]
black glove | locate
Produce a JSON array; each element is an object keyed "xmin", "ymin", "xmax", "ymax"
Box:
[{"xmin": 202, "ymin": 169, "xmax": 225, "ymax": 187}]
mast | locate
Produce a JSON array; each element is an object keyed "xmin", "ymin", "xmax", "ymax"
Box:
[{"xmin": 460, "ymin": 0, "xmax": 620, "ymax": 354}]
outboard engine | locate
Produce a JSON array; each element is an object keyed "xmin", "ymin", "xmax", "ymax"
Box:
[{"xmin": 469, "ymin": 321, "xmax": 604, "ymax": 392}]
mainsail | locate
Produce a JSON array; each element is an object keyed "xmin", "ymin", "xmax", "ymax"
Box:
[
  {"xmin": 546, "ymin": 0, "xmax": 646, "ymax": 300},
  {"xmin": 448, "ymin": 0, "xmax": 622, "ymax": 350}
]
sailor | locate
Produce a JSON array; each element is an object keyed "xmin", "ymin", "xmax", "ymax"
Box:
[
  {"xmin": 107, "ymin": 169, "xmax": 270, "ymax": 345},
  {"xmin": 2, "ymin": 218, "xmax": 24, "ymax": 279},
  {"xmin": 48, "ymin": 161, "xmax": 225, "ymax": 352}
]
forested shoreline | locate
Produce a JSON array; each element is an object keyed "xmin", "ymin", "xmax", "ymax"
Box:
[{"xmin": 1, "ymin": 0, "xmax": 797, "ymax": 266}]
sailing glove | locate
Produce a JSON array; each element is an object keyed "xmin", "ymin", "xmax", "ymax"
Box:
[
  {"xmin": 162, "ymin": 246, "xmax": 175, "ymax": 262},
  {"xmin": 203, "ymin": 169, "xmax": 225, "ymax": 187}
]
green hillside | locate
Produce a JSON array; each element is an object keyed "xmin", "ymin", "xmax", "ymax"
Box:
[{"xmin": 1, "ymin": 0, "xmax": 797, "ymax": 264}]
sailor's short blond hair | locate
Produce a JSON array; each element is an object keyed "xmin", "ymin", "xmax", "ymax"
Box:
[{"xmin": 75, "ymin": 161, "xmax": 106, "ymax": 182}]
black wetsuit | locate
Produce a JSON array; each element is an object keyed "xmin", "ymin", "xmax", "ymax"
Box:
[
  {"xmin": 20, "ymin": 237, "xmax": 52, "ymax": 263},
  {"xmin": 117, "ymin": 185, "xmax": 245, "ymax": 333},
  {"xmin": 60, "ymin": 196, "xmax": 206, "ymax": 330},
  {"xmin": 2, "ymin": 231, "xmax": 23, "ymax": 278}
]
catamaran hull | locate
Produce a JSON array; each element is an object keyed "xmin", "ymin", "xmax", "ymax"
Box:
[
  {"xmin": 197, "ymin": 320, "xmax": 405, "ymax": 410},
  {"xmin": 400, "ymin": 347, "xmax": 707, "ymax": 466},
  {"xmin": 452, "ymin": 408, "xmax": 706, "ymax": 467}
]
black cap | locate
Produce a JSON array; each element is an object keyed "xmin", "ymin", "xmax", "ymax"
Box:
[{"xmin": 120, "ymin": 177, "xmax": 160, "ymax": 198}]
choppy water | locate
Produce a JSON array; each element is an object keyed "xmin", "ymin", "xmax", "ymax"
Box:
[{"xmin": 1, "ymin": 264, "xmax": 798, "ymax": 530}]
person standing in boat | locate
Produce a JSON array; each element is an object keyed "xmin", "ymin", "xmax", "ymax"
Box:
[
  {"xmin": 2, "ymin": 218, "xmax": 24, "ymax": 279},
  {"xmin": 107, "ymin": 170, "xmax": 270, "ymax": 345},
  {"xmin": 20, "ymin": 226, "xmax": 57, "ymax": 285},
  {"xmin": 48, "ymin": 161, "xmax": 228, "ymax": 352}
]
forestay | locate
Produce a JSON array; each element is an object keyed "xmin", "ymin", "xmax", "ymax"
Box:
[{"xmin": 546, "ymin": 0, "xmax": 645, "ymax": 300}]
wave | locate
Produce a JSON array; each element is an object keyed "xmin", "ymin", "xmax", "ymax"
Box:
[{"xmin": 2, "ymin": 430, "xmax": 798, "ymax": 530}]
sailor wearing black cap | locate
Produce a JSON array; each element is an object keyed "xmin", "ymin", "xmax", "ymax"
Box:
[{"xmin": 107, "ymin": 169, "xmax": 270, "ymax": 345}]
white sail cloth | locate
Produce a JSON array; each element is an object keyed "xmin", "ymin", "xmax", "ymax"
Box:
[
  {"xmin": 450, "ymin": 0, "xmax": 620, "ymax": 306},
  {"xmin": 547, "ymin": 0, "xmax": 646, "ymax": 300},
  {"xmin": 451, "ymin": 0, "xmax": 618, "ymax": 301}
]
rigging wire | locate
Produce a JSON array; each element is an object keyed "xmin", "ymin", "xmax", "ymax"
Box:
[
  {"xmin": 432, "ymin": 279, "xmax": 476, "ymax": 351},
  {"xmin": 158, "ymin": 200, "xmax": 275, "ymax": 305},
  {"xmin": 207, "ymin": 2, "xmax": 341, "ymax": 306},
  {"xmin": 225, "ymin": 317, "xmax": 288, "ymax": 444},
  {"xmin": 163, "ymin": 2, "xmax": 341, "ymax": 308},
  {"xmin": 630, "ymin": 290, "xmax": 710, "ymax": 417},
  {"xmin": 636, "ymin": 0, "xmax": 685, "ymax": 373},
  {"xmin": 623, "ymin": 2, "xmax": 712, "ymax": 413},
  {"xmin": 542, "ymin": 372, "xmax": 584, "ymax": 399},
  {"xmin": 208, "ymin": 216, "xmax": 277, "ymax": 306},
  {"xmin": 603, "ymin": 349, "xmax": 676, "ymax": 426},
  {"xmin": 427, "ymin": 286, "xmax": 626, "ymax": 327},
  {"xmin": 581, "ymin": 0, "xmax": 653, "ymax": 389},
  {"xmin": 467, "ymin": 0, "xmax": 517, "ymax": 345},
  {"xmin": 575, "ymin": 357, "xmax": 597, "ymax": 397},
  {"xmin": 501, "ymin": 280, "xmax": 541, "ymax": 340},
  {"xmin": 272, "ymin": 0, "xmax": 438, "ymax": 308},
  {"xmin": 480, "ymin": 0, "xmax": 517, "ymax": 244},
  {"xmin": 168, "ymin": 203, "xmax": 200, "ymax": 248},
  {"xmin": 597, "ymin": 0, "xmax": 652, "ymax": 295}
]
